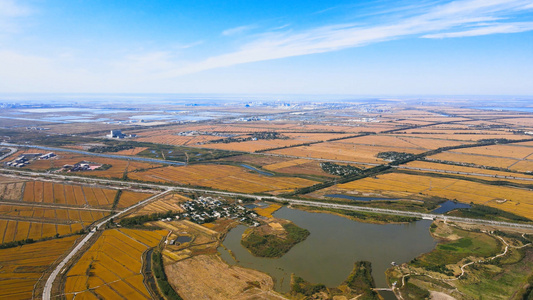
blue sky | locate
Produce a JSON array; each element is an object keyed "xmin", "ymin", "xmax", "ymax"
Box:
[{"xmin": 0, "ymin": 0, "xmax": 532, "ymax": 95}]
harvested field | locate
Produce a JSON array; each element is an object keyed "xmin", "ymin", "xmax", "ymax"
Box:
[
  {"xmin": 0, "ymin": 181, "xmax": 25, "ymax": 201},
  {"xmin": 0, "ymin": 235, "xmax": 79, "ymax": 299},
  {"xmin": 128, "ymin": 164, "xmax": 318, "ymax": 194},
  {"xmin": 109, "ymin": 147, "xmax": 148, "ymax": 155},
  {"xmin": 428, "ymin": 152, "xmax": 520, "ymax": 169},
  {"xmin": 64, "ymin": 228, "xmax": 167, "ymax": 300},
  {"xmin": 165, "ymin": 255, "xmax": 281, "ymax": 300},
  {"xmin": 0, "ymin": 176, "xmax": 25, "ymax": 184},
  {"xmin": 334, "ymin": 172, "xmax": 533, "ymax": 219}
]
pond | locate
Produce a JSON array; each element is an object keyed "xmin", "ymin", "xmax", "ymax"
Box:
[
  {"xmin": 176, "ymin": 236, "xmax": 192, "ymax": 243},
  {"xmin": 218, "ymin": 207, "xmax": 437, "ymax": 294},
  {"xmin": 432, "ymin": 200, "xmax": 471, "ymax": 214}
]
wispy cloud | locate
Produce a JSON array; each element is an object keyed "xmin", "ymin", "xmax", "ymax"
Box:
[
  {"xmin": 221, "ymin": 25, "xmax": 256, "ymax": 36},
  {"xmin": 165, "ymin": 0, "xmax": 533, "ymax": 77},
  {"xmin": 423, "ymin": 21, "xmax": 533, "ymax": 38}
]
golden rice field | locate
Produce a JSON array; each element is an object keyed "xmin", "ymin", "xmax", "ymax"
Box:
[
  {"xmin": 262, "ymin": 158, "xmax": 311, "ymax": 171},
  {"xmin": 343, "ymin": 134, "xmax": 429, "ymax": 148},
  {"xmin": 0, "ymin": 235, "xmax": 79, "ymax": 299},
  {"xmin": 128, "ymin": 164, "xmax": 318, "ymax": 194},
  {"xmin": 428, "ymin": 152, "xmax": 520, "ymax": 169},
  {"xmin": 509, "ymin": 160, "xmax": 533, "ymax": 172},
  {"xmin": 197, "ymin": 138, "xmax": 302, "ymax": 152},
  {"xmin": 5, "ymin": 150, "xmax": 161, "ymax": 179},
  {"xmin": 268, "ymin": 142, "xmax": 425, "ymax": 164},
  {"xmin": 401, "ymin": 133, "xmax": 525, "ymax": 142},
  {"xmin": 134, "ymin": 131, "xmax": 221, "ymax": 146},
  {"xmin": 129, "ymin": 193, "xmax": 188, "ymax": 217},
  {"xmin": 335, "ymin": 172, "xmax": 533, "ymax": 219},
  {"xmin": 254, "ymin": 204, "xmax": 282, "ymax": 218},
  {"xmin": 0, "ymin": 203, "xmax": 106, "ymax": 223},
  {"xmin": 197, "ymin": 131, "xmax": 354, "ymax": 153},
  {"xmin": 64, "ymin": 228, "xmax": 167, "ymax": 300},
  {"xmin": 453, "ymin": 144, "xmax": 533, "ymax": 159},
  {"xmin": 390, "ymin": 136, "xmax": 473, "ymax": 149},
  {"xmin": 0, "ymin": 215, "xmax": 96, "ymax": 244},
  {"xmin": 110, "ymin": 147, "xmax": 149, "ymax": 155},
  {"xmin": 405, "ymin": 161, "xmax": 531, "ymax": 179},
  {"xmin": 22, "ymin": 181, "xmax": 118, "ymax": 208},
  {"xmin": 497, "ymin": 117, "xmax": 533, "ymax": 127},
  {"xmin": 115, "ymin": 190, "xmax": 153, "ymax": 209}
]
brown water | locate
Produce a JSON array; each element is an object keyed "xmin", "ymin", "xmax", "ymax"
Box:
[{"xmin": 218, "ymin": 206, "xmax": 436, "ymax": 296}]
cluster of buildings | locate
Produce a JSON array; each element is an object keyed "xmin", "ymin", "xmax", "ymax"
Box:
[
  {"xmin": 176, "ymin": 131, "xmax": 236, "ymax": 138},
  {"xmin": 5, "ymin": 152, "xmax": 56, "ymax": 168},
  {"xmin": 60, "ymin": 161, "xmax": 102, "ymax": 172},
  {"xmin": 180, "ymin": 196, "xmax": 259, "ymax": 226},
  {"xmin": 106, "ymin": 130, "xmax": 136, "ymax": 139}
]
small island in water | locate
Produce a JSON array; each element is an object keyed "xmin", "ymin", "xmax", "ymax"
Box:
[{"xmin": 240, "ymin": 219, "xmax": 310, "ymax": 258}]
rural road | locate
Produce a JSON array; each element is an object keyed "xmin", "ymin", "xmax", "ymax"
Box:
[
  {"xmin": 395, "ymin": 165, "xmax": 533, "ymax": 181},
  {"xmin": 3, "ymin": 166, "xmax": 524, "ymax": 299},
  {"xmin": 42, "ymin": 189, "xmax": 172, "ymax": 300},
  {"xmin": 4, "ymin": 168, "xmax": 532, "ymax": 231},
  {"xmin": 0, "ymin": 147, "xmax": 17, "ymax": 161}
]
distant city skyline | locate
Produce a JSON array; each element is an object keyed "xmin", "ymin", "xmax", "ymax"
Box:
[{"xmin": 0, "ymin": 0, "xmax": 532, "ymax": 95}]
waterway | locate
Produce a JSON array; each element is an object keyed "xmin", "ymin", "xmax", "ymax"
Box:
[
  {"xmin": 218, "ymin": 207, "xmax": 437, "ymax": 295},
  {"xmin": 240, "ymin": 164, "xmax": 274, "ymax": 176}
]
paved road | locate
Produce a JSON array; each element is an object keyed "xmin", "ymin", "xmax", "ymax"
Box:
[
  {"xmin": 0, "ymin": 143, "xmax": 185, "ymax": 166},
  {"xmin": 395, "ymin": 166, "xmax": 533, "ymax": 181},
  {"xmin": 42, "ymin": 189, "xmax": 172, "ymax": 300},
  {"xmin": 23, "ymin": 165, "xmax": 530, "ymax": 299},
  {"xmin": 4, "ymin": 168, "xmax": 530, "ymax": 232},
  {"xmin": 0, "ymin": 147, "xmax": 17, "ymax": 161}
]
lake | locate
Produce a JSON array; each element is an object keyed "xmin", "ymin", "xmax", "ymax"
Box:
[{"xmin": 218, "ymin": 206, "xmax": 437, "ymax": 295}]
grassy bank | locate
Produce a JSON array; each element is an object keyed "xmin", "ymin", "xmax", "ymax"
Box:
[{"xmin": 241, "ymin": 222, "xmax": 309, "ymax": 258}]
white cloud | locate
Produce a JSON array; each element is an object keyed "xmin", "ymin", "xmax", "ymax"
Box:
[
  {"xmin": 422, "ymin": 21, "xmax": 533, "ymax": 38},
  {"xmin": 0, "ymin": 0, "xmax": 32, "ymax": 33},
  {"xmin": 221, "ymin": 25, "xmax": 256, "ymax": 36},
  {"xmin": 163, "ymin": 0, "xmax": 533, "ymax": 77},
  {"xmin": 0, "ymin": 0, "xmax": 32, "ymax": 17}
]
